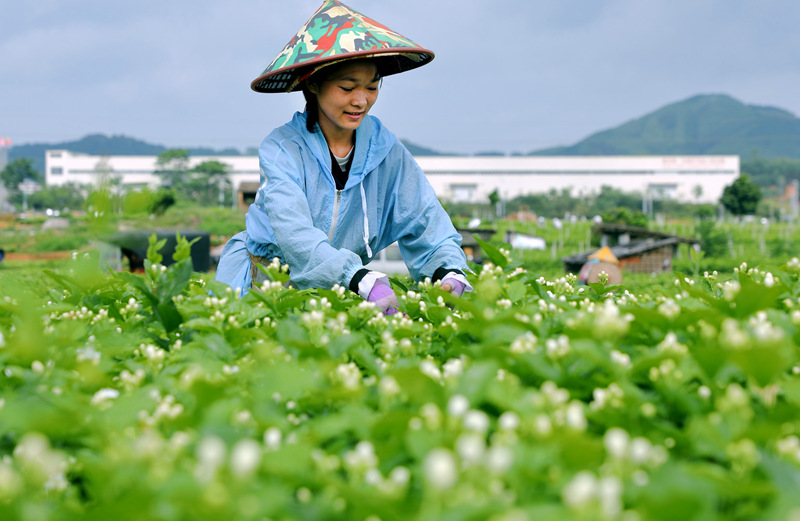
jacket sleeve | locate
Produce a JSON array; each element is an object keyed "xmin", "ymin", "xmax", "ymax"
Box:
[
  {"xmin": 251, "ymin": 141, "xmax": 366, "ymax": 290},
  {"xmin": 381, "ymin": 145, "xmax": 468, "ymax": 281}
]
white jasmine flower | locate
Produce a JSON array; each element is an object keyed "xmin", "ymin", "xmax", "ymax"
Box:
[
  {"xmin": 565, "ymin": 402, "xmax": 587, "ymax": 430},
  {"xmin": 455, "ymin": 433, "xmax": 485, "ymax": 464},
  {"xmin": 597, "ymin": 476, "xmax": 623, "ymax": 518},
  {"xmin": 420, "ymin": 403, "xmax": 442, "ymax": 430},
  {"xmin": 379, "ymin": 376, "xmax": 401, "ymax": 397},
  {"xmin": 423, "ymin": 449, "xmax": 457, "ymax": 489},
  {"xmin": 263, "ymin": 427, "xmax": 282, "ymax": 451},
  {"xmin": 420, "ymin": 360, "xmax": 442, "ymax": 381},
  {"xmin": 562, "ymin": 471, "xmax": 597, "ymax": 507},
  {"xmin": 447, "ymin": 395, "xmax": 470, "ymax": 417},
  {"xmin": 230, "ymin": 439, "xmax": 261, "ymax": 477},
  {"xmin": 534, "ymin": 414, "xmax": 553, "ymax": 436},
  {"xmin": 657, "ymin": 332, "xmax": 688, "ymax": 355},
  {"xmin": 610, "ymin": 350, "xmax": 632, "ymax": 368},
  {"xmin": 510, "ymin": 332, "xmax": 537, "ymax": 353},
  {"xmin": 442, "ymin": 358, "xmax": 464, "ymax": 379},
  {"xmin": 91, "ymin": 388, "xmax": 120, "ymax": 407},
  {"xmin": 463, "ymin": 409, "xmax": 490, "ymax": 433},
  {"xmin": 640, "ymin": 402, "xmax": 657, "ymax": 418},
  {"xmin": 334, "ymin": 362, "xmax": 361, "ymax": 389},
  {"xmin": 546, "ymin": 335, "xmax": 571, "ymax": 358},
  {"xmin": 485, "ymin": 445, "xmax": 514, "ymax": 474},
  {"xmin": 604, "ymin": 428, "xmax": 630, "ymax": 459},
  {"xmin": 196, "ymin": 436, "xmax": 226, "ymax": 481},
  {"xmin": 630, "ymin": 437, "xmax": 653, "ymax": 464},
  {"xmin": 389, "ymin": 466, "xmax": 410, "ymax": 486},
  {"xmin": 296, "ymin": 487, "xmax": 312, "ymax": 503},
  {"xmin": 658, "ymin": 299, "xmax": 680, "ymax": 319},
  {"xmin": 498, "ymin": 411, "xmax": 520, "ymax": 431},
  {"xmin": 722, "ymin": 280, "xmax": 740, "ymax": 301}
]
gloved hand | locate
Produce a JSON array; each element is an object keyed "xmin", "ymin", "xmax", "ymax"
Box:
[
  {"xmin": 441, "ymin": 277, "xmax": 466, "ymax": 297},
  {"xmin": 367, "ymin": 279, "xmax": 399, "ymax": 315}
]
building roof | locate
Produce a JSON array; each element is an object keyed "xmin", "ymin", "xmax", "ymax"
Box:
[
  {"xmin": 594, "ymin": 222, "xmax": 696, "ymax": 244},
  {"xmin": 561, "ymin": 237, "xmax": 687, "ymax": 266}
]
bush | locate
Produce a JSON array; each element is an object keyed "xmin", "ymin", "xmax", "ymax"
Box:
[
  {"xmin": 696, "ymin": 219, "xmax": 728, "ymax": 258},
  {"xmin": 149, "ymin": 188, "xmax": 176, "ymax": 215}
]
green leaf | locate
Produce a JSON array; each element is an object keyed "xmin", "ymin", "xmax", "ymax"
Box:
[
  {"xmin": 474, "ymin": 235, "xmax": 509, "ymax": 268},
  {"xmin": 172, "ymin": 232, "xmax": 201, "ymax": 262},
  {"xmin": 730, "ymin": 274, "xmax": 784, "ymax": 317},
  {"xmin": 327, "ymin": 332, "xmax": 367, "ymax": 359},
  {"xmin": 114, "ymin": 271, "xmax": 158, "ymax": 306},
  {"xmin": 505, "ymin": 279, "xmax": 528, "ymax": 302},
  {"xmin": 728, "ymin": 344, "xmax": 792, "ymax": 386},
  {"xmin": 455, "ymin": 360, "xmax": 499, "ymax": 403},
  {"xmin": 155, "ymin": 300, "xmax": 183, "ymax": 332},
  {"xmin": 389, "ymin": 276, "xmax": 408, "ymax": 293},
  {"xmin": 425, "ymin": 303, "xmax": 452, "ymax": 325},
  {"xmin": 146, "ymin": 233, "xmax": 167, "ymax": 264},
  {"xmin": 157, "ymin": 258, "xmax": 193, "ymax": 301},
  {"xmin": 277, "ymin": 290, "xmax": 316, "ymax": 313}
]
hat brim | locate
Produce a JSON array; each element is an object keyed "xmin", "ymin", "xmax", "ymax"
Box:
[{"xmin": 251, "ymin": 48, "xmax": 434, "ymax": 93}]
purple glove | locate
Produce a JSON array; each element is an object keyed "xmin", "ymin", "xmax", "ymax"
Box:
[
  {"xmin": 367, "ymin": 280, "xmax": 399, "ymax": 315},
  {"xmin": 441, "ymin": 277, "xmax": 466, "ymax": 297}
]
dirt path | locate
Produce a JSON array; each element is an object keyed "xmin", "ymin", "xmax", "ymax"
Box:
[{"xmin": 3, "ymin": 251, "xmax": 74, "ymax": 261}]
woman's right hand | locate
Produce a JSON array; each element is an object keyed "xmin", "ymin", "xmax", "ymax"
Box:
[{"xmin": 441, "ymin": 277, "xmax": 466, "ymax": 297}]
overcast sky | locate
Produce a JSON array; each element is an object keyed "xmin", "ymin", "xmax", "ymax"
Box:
[{"xmin": 2, "ymin": 0, "xmax": 799, "ymax": 155}]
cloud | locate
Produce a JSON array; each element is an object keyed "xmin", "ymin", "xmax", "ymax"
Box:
[{"xmin": 2, "ymin": 0, "xmax": 800, "ymax": 153}]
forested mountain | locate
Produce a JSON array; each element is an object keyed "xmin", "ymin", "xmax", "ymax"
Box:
[
  {"xmin": 8, "ymin": 134, "xmax": 244, "ymax": 174},
  {"xmin": 8, "ymin": 94, "xmax": 800, "ymax": 177},
  {"xmin": 530, "ymin": 94, "xmax": 800, "ymax": 159}
]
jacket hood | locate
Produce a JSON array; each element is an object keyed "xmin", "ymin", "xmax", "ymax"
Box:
[{"xmin": 289, "ymin": 111, "xmax": 396, "ymax": 188}]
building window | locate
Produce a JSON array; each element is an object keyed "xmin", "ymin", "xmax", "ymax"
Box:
[
  {"xmin": 451, "ymin": 184, "xmax": 477, "ymax": 203},
  {"xmin": 49, "ymin": 152, "xmax": 62, "ymax": 158},
  {"xmin": 647, "ymin": 183, "xmax": 678, "ymax": 199},
  {"xmin": 51, "ymin": 167, "xmax": 63, "ymax": 175}
]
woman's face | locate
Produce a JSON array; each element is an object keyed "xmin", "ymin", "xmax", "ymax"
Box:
[{"xmin": 310, "ymin": 61, "xmax": 379, "ymax": 136}]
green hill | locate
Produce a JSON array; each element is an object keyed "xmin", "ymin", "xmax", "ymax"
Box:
[
  {"xmin": 9, "ymin": 94, "xmax": 800, "ymax": 177},
  {"xmin": 8, "ymin": 134, "xmax": 245, "ymax": 174},
  {"xmin": 530, "ymin": 94, "xmax": 800, "ymax": 159}
]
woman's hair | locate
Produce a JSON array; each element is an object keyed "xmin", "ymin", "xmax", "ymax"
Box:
[
  {"xmin": 302, "ymin": 85, "xmax": 321, "ymax": 133},
  {"xmin": 301, "ymin": 59, "xmax": 383, "ymax": 133}
]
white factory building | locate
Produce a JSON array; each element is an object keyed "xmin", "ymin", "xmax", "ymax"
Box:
[{"xmin": 45, "ymin": 150, "xmax": 739, "ymax": 205}]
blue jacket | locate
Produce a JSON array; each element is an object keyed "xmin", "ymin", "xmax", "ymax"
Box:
[{"xmin": 215, "ymin": 111, "xmax": 467, "ymax": 292}]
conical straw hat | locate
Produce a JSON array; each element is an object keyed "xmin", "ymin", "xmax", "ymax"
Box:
[
  {"xmin": 588, "ymin": 246, "xmax": 620, "ymax": 265},
  {"xmin": 251, "ymin": 0, "xmax": 435, "ymax": 93}
]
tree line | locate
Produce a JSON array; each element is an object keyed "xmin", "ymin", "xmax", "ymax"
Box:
[
  {"xmin": 0, "ymin": 150, "xmax": 779, "ymax": 218},
  {"xmin": 0, "ymin": 149, "xmax": 234, "ymax": 214}
]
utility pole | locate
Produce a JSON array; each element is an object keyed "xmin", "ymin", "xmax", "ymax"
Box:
[
  {"xmin": 0, "ymin": 138, "xmax": 11, "ymax": 213},
  {"xmin": 0, "ymin": 137, "xmax": 10, "ymax": 170}
]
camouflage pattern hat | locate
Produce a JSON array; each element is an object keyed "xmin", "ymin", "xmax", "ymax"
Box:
[{"xmin": 251, "ymin": 0, "xmax": 434, "ymax": 93}]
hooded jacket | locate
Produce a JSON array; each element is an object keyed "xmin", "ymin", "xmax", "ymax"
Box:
[{"xmin": 215, "ymin": 111, "xmax": 467, "ymax": 292}]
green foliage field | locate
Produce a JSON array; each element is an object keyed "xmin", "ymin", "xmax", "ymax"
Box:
[{"xmin": 3, "ymin": 237, "xmax": 800, "ymax": 520}]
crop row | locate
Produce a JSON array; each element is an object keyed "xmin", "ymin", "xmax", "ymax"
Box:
[{"xmin": 1, "ymin": 237, "xmax": 800, "ymax": 520}]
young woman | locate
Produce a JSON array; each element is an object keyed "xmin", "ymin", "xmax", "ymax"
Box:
[{"xmin": 215, "ymin": 0, "xmax": 470, "ymax": 314}]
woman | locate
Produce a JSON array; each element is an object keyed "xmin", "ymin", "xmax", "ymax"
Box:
[{"xmin": 215, "ymin": 0, "xmax": 470, "ymax": 314}]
